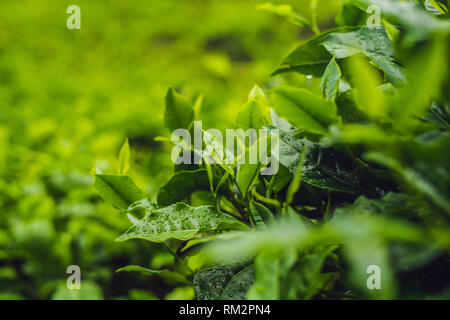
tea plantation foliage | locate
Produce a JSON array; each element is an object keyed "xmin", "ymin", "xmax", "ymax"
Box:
[{"xmin": 2, "ymin": 0, "xmax": 450, "ymax": 300}]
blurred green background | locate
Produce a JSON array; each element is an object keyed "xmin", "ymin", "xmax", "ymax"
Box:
[{"xmin": 0, "ymin": 0, "xmax": 341, "ymax": 299}]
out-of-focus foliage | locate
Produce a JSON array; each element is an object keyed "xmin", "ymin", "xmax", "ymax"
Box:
[
  {"xmin": 96, "ymin": 0, "xmax": 450, "ymax": 301},
  {"xmin": 0, "ymin": 0, "xmax": 323, "ymax": 299}
]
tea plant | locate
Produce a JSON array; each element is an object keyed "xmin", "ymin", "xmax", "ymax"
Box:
[{"xmin": 96, "ymin": 0, "xmax": 450, "ymax": 300}]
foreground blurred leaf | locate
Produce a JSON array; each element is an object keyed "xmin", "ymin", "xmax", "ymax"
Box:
[
  {"xmin": 256, "ymin": 2, "xmax": 310, "ymax": 27},
  {"xmin": 157, "ymin": 169, "xmax": 210, "ymax": 206},
  {"xmin": 320, "ymin": 55, "xmax": 342, "ymax": 101},
  {"xmin": 346, "ymin": 56, "xmax": 386, "ymax": 118},
  {"xmin": 247, "ymin": 250, "xmax": 280, "ymax": 299}
]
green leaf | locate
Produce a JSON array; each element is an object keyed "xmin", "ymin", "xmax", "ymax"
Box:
[
  {"xmin": 321, "ymin": 27, "xmax": 405, "ymax": 85},
  {"xmin": 220, "ymin": 265, "xmax": 255, "ymax": 300},
  {"xmin": 236, "ymin": 100, "xmax": 267, "ymax": 132},
  {"xmin": 322, "ymin": 27, "xmax": 394, "ymax": 60},
  {"xmin": 237, "ymin": 163, "xmax": 260, "ymax": 198},
  {"xmin": 116, "ymin": 265, "xmax": 191, "ymax": 285},
  {"xmin": 335, "ymin": 2, "xmax": 366, "ymax": 27},
  {"xmin": 365, "ymin": 138, "xmax": 450, "ymax": 215},
  {"xmin": 94, "ymin": 174, "xmax": 145, "ymax": 210},
  {"xmin": 269, "ymin": 126, "xmax": 361, "ymax": 193},
  {"xmin": 203, "ymin": 130, "xmax": 235, "ymax": 176},
  {"xmin": 247, "ymin": 250, "xmax": 280, "ymax": 300},
  {"xmin": 271, "ymin": 87, "xmax": 341, "ymax": 136},
  {"xmin": 256, "ymin": 2, "xmax": 311, "ymax": 28},
  {"xmin": 320, "ymin": 55, "xmax": 342, "ymax": 101},
  {"xmin": 157, "ymin": 169, "xmax": 211, "ymax": 206},
  {"xmin": 164, "ymin": 87, "xmax": 194, "ymax": 132},
  {"xmin": 117, "ymin": 203, "xmax": 249, "ymax": 243},
  {"xmin": 285, "ymin": 146, "xmax": 307, "ymax": 206},
  {"xmin": 194, "ymin": 265, "xmax": 236, "ymax": 300},
  {"xmin": 428, "ymin": 0, "xmax": 448, "ymax": 14},
  {"xmin": 346, "ymin": 55, "xmax": 386, "ymax": 118},
  {"xmin": 390, "ymin": 39, "xmax": 447, "ymax": 129},
  {"xmin": 116, "ymin": 138, "xmax": 130, "ymax": 175},
  {"xmin": 250, "ymin": 201, "xmax": 275, "ymax": 227},
  {"xmin": 273, "ymin": 27, "xmax": 358, "ymax": 77}
]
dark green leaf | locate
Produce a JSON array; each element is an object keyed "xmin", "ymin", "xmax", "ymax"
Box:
[
  {"xmin": 157, "ymin": 169, "xmax": 211, "ymax": 206},
  {"xmin": 117, "ymin": 203, "xmax": 249, "ymax": 243}
]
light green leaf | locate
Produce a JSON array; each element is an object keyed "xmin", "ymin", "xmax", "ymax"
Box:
[
  {"xmin": 346, "ymin": 55, "xmax": 386, "ymax": 118},
  {"xmin": 271, "ymin": 87, "xmax": 341, "ymax": 136},
  {"xmin": 164, "ymin": 87, "xmax": 194, "ymax": 132},
  {"xmin": 256, "ymin": 2, "xmax": 311, "ymax": 27},
  {"xmin": 322, "ymin": 27, "xmax": 394, "ymax": 60},
  {"xmin": 116, "ymin": 138, "xmax": 130, "ymax": 175},
  {"xmin": 247, "ymin": 250, "xmax": 280, "ymax": 299},
  {"xmin": 248, "ymin": 84, "xmax": 267, "ymax": 105},
  {"xmin": 320, "ymin": 55, "xmax": 342, "ymax": 101},
  {"xmin": 236, "ymin": 100, "xmax": 267, "ymax": 132},
  {"xmin": 237, "ymin": 163, "xmax": 260, "ymax": 198},
  {"xmin": 353, "ymin": 0, "xmax": 450, "ymax": 44},
  {"xmin": 94, "ymin": 174, "xmax": 145, "ymax": 210},
  {"xmin": 116, "ymin": 265, "xmax": 191, "ymax": 285},
  {"xmin": 117, "ymin": 203, "xmax": 249, "ymax": 243}
]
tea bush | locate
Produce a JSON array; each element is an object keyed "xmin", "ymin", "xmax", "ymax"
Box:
[{"xmin": 96, "ymin": 0, "xmax": 450, "ymax": 300}]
